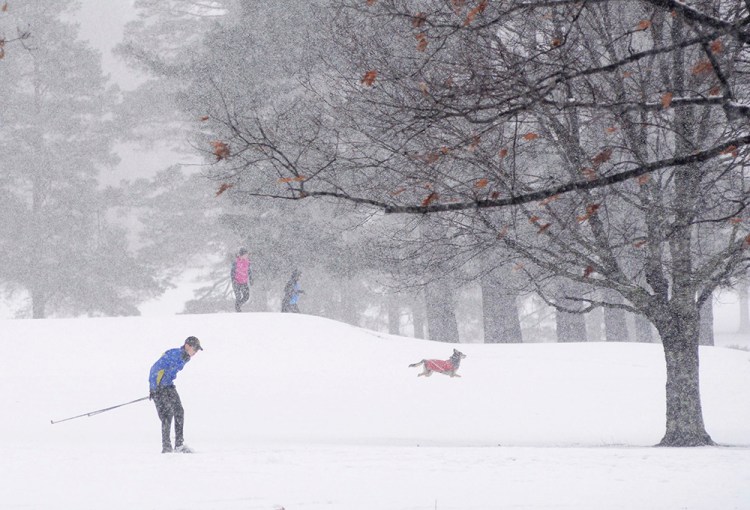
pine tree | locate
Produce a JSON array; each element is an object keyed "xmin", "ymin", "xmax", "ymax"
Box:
[{"xmin": 0, "ymin": 1, "xmax": 159, "ymax": 317}]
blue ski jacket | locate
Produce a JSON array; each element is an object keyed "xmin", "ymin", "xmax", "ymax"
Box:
[
  {"xmin": 149, "ymin": 347, "xmax": 190, "ymax": 391},
  {"xmin": 289, "ymin": 282, "xmax": 302, "ymax": 305}
]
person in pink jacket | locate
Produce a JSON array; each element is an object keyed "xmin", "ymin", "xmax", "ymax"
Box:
[{"xmin": 230, "ymin": 248, "xmax": 252, "ymax": 312}]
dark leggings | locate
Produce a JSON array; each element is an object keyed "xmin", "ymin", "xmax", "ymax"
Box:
[
  {"xmin": 233, "ymin": 282, "xmax": 250, "ymax": 312},
  {"xmin": 154, "ymin": 386, "xmax": 184, "ymax": 449},
  {"xmin": 281, "ymin": 302, "xmax": 300, "ymax": 313}
]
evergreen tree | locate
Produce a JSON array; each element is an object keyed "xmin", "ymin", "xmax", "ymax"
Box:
[{"xmin": 0, "ymin": 1, "xmax": 159, "ymax": 317}]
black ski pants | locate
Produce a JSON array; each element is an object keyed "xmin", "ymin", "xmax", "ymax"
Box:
[
  {"xmin": 153, "ymin": 386, "xmax": 184, "ymax": 449},
  {"xmin": 281, "ymin": 301, "xmax": 300, "ymax": 313},
  {"xmin": 233, "ymin": 282, "xmax": 250, "ymax": 312}
]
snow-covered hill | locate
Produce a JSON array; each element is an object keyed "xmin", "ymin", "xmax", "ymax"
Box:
[{"xmin": 2, "ymin": 312, "xmax": 749, "ymax": 509}]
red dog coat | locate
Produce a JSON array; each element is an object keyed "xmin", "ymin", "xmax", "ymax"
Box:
[{"xmin": 425, "ymin": 359, "xmax": 455, "ymax": 372}]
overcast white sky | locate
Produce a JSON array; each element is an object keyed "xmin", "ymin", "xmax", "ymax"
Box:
[{"xmin": 75, "ymin": 0, "xmax": 141, "ymax": 89}]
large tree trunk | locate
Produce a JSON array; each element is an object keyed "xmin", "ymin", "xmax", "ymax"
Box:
[
  {"xmin": 738, "ymin": 279, "xmax": 749, "ymax": 333},
  {"xmin": 554, "ymin": 284, "xmax": 587, "ymax": 343},
  {"xmin": 603, "ymin": 290, "xmax": 629, "ymax": 342},
  {"xmin": 336, "ymin": 279, "xmax": 359, "ymax": 326},
  {"xmin": 411, "ymin": 293, "xmax": 426, "ymax": 339},
  {"xmin": 556, "ymin": 310, "xmax": 586, "ymax": 343},
  {"xmin": 386, "ymin": 294, "xmax": 400, "ymax": 335},
  {"xmin": 653, "ymin": 13, "xmax": 713, "ymax": 445},
  {"xmin": 481, "ymin": 273, "xmax": 523, "ymax": 343},
  {"xmin": 654, "ymin": 308, "xmax": 714, "ymax": 446},
  {"xmin": 633, "ymin": 314, "xmax": 654, "ymax": 343},
  {"xmin": 698, "ymin": 296, "xmax": 714, "ymax": 347},
  {"xmin": 424, "ymin": 279, "xmax": 459, "ymax": 343},
  {"xmin": 31, "ymin": 287, "xmax": 46, "ymax": 319},
  {"xmin": 586, "ymin": 307, "xmax": 604, "ymax": 342},
  {"xmin": 339, "ymin": 297, "xmax": 358, "ymax": 327}
]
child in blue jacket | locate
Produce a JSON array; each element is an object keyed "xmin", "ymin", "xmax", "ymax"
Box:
[
  {"xmin": 149, "ymin": 336, "xmax": 203, "ymax": 453},
  {"xmin": 281, "ymin": 269, "xmax": 303, "ymax": 313}
]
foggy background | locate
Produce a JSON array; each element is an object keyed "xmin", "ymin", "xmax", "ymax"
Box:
[{"xmin": 0, "ymin": 0, "xmax": 748, "ymax": 350}]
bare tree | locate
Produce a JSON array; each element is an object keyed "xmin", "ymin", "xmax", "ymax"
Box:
[{"xmin": 197, "ymin": 1, "xmax": 750, "ymax": 446}]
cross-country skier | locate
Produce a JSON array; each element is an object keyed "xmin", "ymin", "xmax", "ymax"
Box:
[{"xmin": 148, "ymin": 336, "xmax": 203, "ymax": 453}]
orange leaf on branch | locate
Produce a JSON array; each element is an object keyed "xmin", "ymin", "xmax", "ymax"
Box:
[
  {"xmin": 720, "ymin": 145, "xmax": 738, "ymax": 157},
  {"xmin": 691, "ymin": 59, "xmax": 713, "ymax": 75},
  {"xmin": 591, "ymin": 148, "xmax": 613, "ymax": 167},
  {"xmin": 211, "ymin": 141, "xmax": 230, "ymax": 161},
  {"xmin": 581, "ymin": 167, "xmax": 597, "ymax": 181},
  {"xmin": 577, "ymin": 204, "xmax": 600, "ymax": 223},
  {"xmin": 199, "ymin": 115, "xmax": 210, "ymax": 121},
  {"xmin": 412, "ymin": 13, "xmax": 426, "ymax": 28},
  {"xmin": 423, "ymin": 152, "xmax": 440, "ymax": 164},
  {"xmin": 583, "ymin": 265, "xmax": 595, "ymax": 278},
  {"xmin": 415, "ymin": 32, "xmax": 428, "ymax": 52},
  {"xmin": 421, "ymin": 192, "xmax": 439, "ymax": 207},
  {"xmin": 633, "ymin": 240, "xmax": 648, "ymax": 248},
  {"xmin": 710, "ymin": 39, "xmax": 723, "ymax": 54},
  {"xmin": 278, "ymin": 176, "xmax": 306, "ymax": 183},
  {"xmin": 474, "ymin": 178, "xmax": 489, "ymax": 189},
  {"xmin": 636, "ymin": 174, "xmax": 651, "ymax": 186},
  {"xmin": 636, "ymin": 19, "xmax": 652, "ymax": 31},
  {"xmin": 463, "ymin": 0, "xmax": 488, "ymax": 26},
  {"xmin": 522, "ymin": 132, "xmax": 539, "ymax": 141},
  {"xmin": 539, "ymin": 194, "xmax": 559, "ymax": 206},
  {"xmin": 467, "ymin": 134, "xmax": 481, "ymax": 151},
  {"xmin": 498, "ymin": 148, "xmax": 508, "ymax": 158},
  {"xmin": 215, "ymin": 183, "xmax": 234, "ymax": 197},
  {"xmin": 537, "ymin": 223, "xmax": 552, "ymax": 234},
  {"xmin": 661, "ymin": 92, "xmax": 673, "ymax": 109},
  {"xmin": 450, "ymin": 0, "xmax": 466, "ymax": 12},
  {"xmin": 361, "ymin": 70, "xmax": 378, "ymax": 86}
]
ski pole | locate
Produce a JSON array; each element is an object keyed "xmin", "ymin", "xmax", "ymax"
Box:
[{"xmin": 50, "ymin": 396, "xmax": 150, "ymax": 425}]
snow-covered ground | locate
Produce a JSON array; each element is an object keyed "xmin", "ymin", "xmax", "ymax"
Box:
[{"xmin": 2, "ymin": 312, "xmax": 749, "ymax": 509}]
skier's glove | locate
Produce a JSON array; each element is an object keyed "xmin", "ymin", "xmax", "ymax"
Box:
[{"xmin": 149, "ymin": 389, "xmax": 159, "ymax": 400}]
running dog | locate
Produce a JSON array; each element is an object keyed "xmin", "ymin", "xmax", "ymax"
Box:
[{"xmin": 408, "ymin": 349, "xmax": 467, "ymax": 377}]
